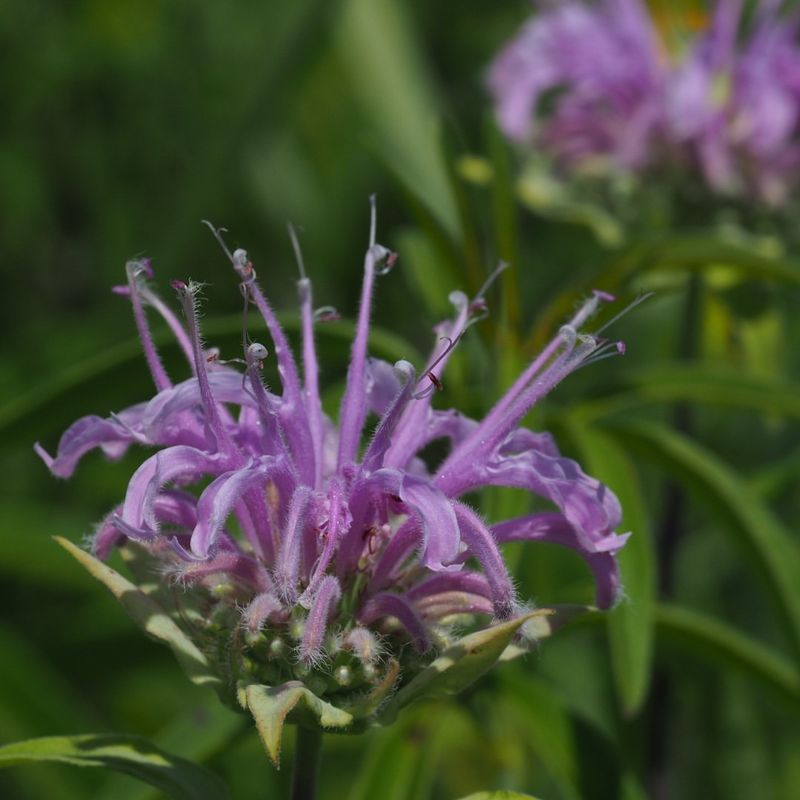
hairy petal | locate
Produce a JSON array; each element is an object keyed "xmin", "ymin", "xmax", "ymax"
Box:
[
  {"xmin": 299, "ymin": 575, "xmax": 341, "ymax": 664},
  {"xmin": 190, "ymin": 460, "xmax": 287, "ymax": 559},
  {"xmin": 35, "ymin": 414, "xmax": 143, "ymax": 479},
  {"xmin": 452, "ymin": 502, "xmax": 516, "ymax": 619},
  {"xmin": 120, "ymin": 446, "xmax": 226, "ymax": 534},
  {"xmin": 358, "ymin": 591, "xmax": 430, "ymax": 652}
]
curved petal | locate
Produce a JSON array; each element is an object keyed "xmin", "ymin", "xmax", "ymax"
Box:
[
  {"xmin": 452, "ymin": 502, "xmax": 516, "ymax": 618},
  {"xmin": 120, "ymin": 446, "xmax": 226, "ymax": 533},
  {"xmin": 492, "ymin": 512, "xmax": 629, "ymax": 609},
  {"xmin": 299, "ymin": 575, "xmax": 342, "ymax": 664},
  {"xmin": 35, "ymin": 414, "xmax": 141, "ymax": 479},
  {"xmin": 190, "ymin": 458, "xmax": 288, "ymax": 558}
]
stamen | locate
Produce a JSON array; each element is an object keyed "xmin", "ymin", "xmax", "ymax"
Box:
[
  {"xmin": 287, "ymin": 222, "xmax": 307, "ymax": 281},
  {"xmin": 474, "ymin": 260, "xmax": 510, "ymax": 303},
  {"xmin": 593, "ymin": 291, "xmax": 655, "ymax": 337},
  {"xmin": 201, "ymin": 220, "xmax": 234, "ymax": 262},
  {"xmin": 369, "ymin": 193, "xmax": 377, "ymax": 248}
]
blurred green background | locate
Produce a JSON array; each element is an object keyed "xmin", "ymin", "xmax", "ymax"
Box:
[{"xmin": 2, "ymin": 1, "xmax": 799, "ymax": 798}]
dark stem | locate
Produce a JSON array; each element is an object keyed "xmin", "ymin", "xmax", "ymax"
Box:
[
  {"xmin": 647, "ymin": 272, "xmax": 702, "ymax": 800},
  {"xmin": 290, "ymin": 726, "xmax": 323, "ymax": 800}
]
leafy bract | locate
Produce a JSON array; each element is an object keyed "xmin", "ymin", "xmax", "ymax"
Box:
[
  {"xmin": 54, "ymin": 537, "xmax": 220, "ymax": 690},
  {"xmin": 0, "ymin": 734, "xmax": 228, "ymax": 800}
]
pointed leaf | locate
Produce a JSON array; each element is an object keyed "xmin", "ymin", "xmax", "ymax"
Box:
[
  {"xmin": 336, "ymin": 0, "xmax": 459, "ymax": 239},
  {"xmin": 243, "ymin": 682, "xmax": 352, "ymax": 766},
  {"xmin": 656, "ymin": 604, "xmax": 800, "ymax": 712},
  {"xmin": 0, "ymin": 734, "xmax": 229, "ymax": 800},
  {"xmin": 95, "ymin": 699, "xmax": 244, "ymax": 800},
  {"xmin": 605, "ymin": 421, "xmax": 800, "ymax": 660},
  {"xmin": 379, "ymin": 610, "xmax": 556, "ymax": 721},
  {"xmin": 54, "ymin": 537, "xmax": 220, "ymax": 690},
  {"xmin": 566, "ymin": 422, "xmax": 655, "ymax": 716}
]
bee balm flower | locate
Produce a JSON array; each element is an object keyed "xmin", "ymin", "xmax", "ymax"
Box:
[
  {"xmin": 37, "ymin": 203, "xmax": 629, "ymax": 758},
  {"xmin": 489, "ymin": 0, "xmax": 800, "ymax": 206}
]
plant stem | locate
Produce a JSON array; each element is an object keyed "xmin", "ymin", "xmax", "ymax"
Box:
[{"xmin": 290, "ymin": 726, "xmax": 323, "ymax": 800}]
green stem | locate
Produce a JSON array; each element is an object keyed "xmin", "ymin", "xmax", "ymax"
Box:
[{"xmin": 290, "ymin": 726, "xmax": 323, "ymax": 800}]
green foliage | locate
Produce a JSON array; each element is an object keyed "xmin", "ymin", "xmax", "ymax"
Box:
[{"xmin": 0, "ymin": 735, "xmax": 229, "ymax": 800}]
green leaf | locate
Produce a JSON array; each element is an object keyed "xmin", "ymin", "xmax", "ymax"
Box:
[
  {"xmin": 656, "ymin": 604, "xmax": 800, "ymax": 712},
  {"xmin": 565, "ymin": 423, "xmax": 655, "ymax": 716},
  {"xmin": 242, "ymin": 681, "xmax": 353, "ymax": 766},
  {"xmin": 0, "ymin": 734, "xmax": 229, "ymax": 800},
  {"xmin": 379, "ymin": 610, "xmax": 567, "ymax": 722},
  {"xmin": 606, "ymin": 421, "xmax": 800, "ymax": 660},
  {"xmin": 95, "ymin": 699, "xmax": 244, "ymax": 800},
  {"xmin": 498, "ymin": 672, "xmax": 580, "ymax": 800},
  {"xmin": 54, "ymin": 537, "xmax": 220, "ymax": 690},
  {"xmin": 570, "ymin": 362, "xmax": 800, "ymax": 423},
  {"xmin": 336, "ymin": 0, "xmax": 459, "ymax": 239}
]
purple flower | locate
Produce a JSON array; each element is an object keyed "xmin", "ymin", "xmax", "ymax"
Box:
[
  {"xmin": 37, "ymin": 203, "xmax": 628, "ymax": 691},
  {"xmin": 488, "ymin": 0, "xmax": 666, "ymax": 171},
  {"xmin": 489, "ymin": 0, "xmax": 800, "ymax": 205}
]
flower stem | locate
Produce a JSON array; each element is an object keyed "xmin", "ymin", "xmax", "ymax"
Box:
[{"xmin": 291, "ymin": 726, "xmax": 323, "ymax": 800}]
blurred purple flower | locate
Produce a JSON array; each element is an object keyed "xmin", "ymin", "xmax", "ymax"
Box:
[
  {"xmin": 37, "ymin": 203, "xmax": 629, "ymax": 672},
  {"xmin": 489, "ymin": 0, "xmax": 800, "ymax": 205},
  {"xmin": 488, "ymin": 0, "xmax": 666, "ymax": 171}
]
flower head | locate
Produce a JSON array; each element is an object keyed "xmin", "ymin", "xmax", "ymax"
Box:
[
  {"xmin": 37, "ymin": 202, "xmax": 629, "ymax": 756},
  {"xmin": 489, "ymin": 0, "xmax": 800, "ymax": 205}
]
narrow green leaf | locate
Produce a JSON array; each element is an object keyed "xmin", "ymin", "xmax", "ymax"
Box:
[
  {"xmin": 571, "ymin": 362, "xmax": 800, "ymax": 423},
  {"xmin": 606, "ymin": 421, "xmax": 800, "ymax": 660},
  {"xmin": 54, "ymin": 537, "xmax": 220, "ymax": 690},
  {"xmin": 566, "ymin": 423, "xmax": 655, "ymax": 716},
  {"xmin": 656, "ymin": 604, "xmax": 800, "ymax": 712},
  {"xmin": 498, "ymin": 672, "xmax": 580, "ymax": 800},
  {"xmin": 243, "ymin": 682, "xmax": 352, "ymax": 766},
  {"xmin": 395, "ymin": 228, "xmax": 461, "ymax": 319},
  {"xmin": 96, "ymin": 700, "xmax": 244, "ymax": 800},
  {"xmin": 0, "ymin": 734, "xmax": 229, "ymax": 800},
  {"xmin": 379, "ymin": 611, "xmax": 560, "ymax": 722},
  {"xmin": 346, "ymin": 704, "xmax": 471, "ymax": 800},
  {"xmin": 336, "ymin": 0, "xmax": 459, "ymax": 239}
]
